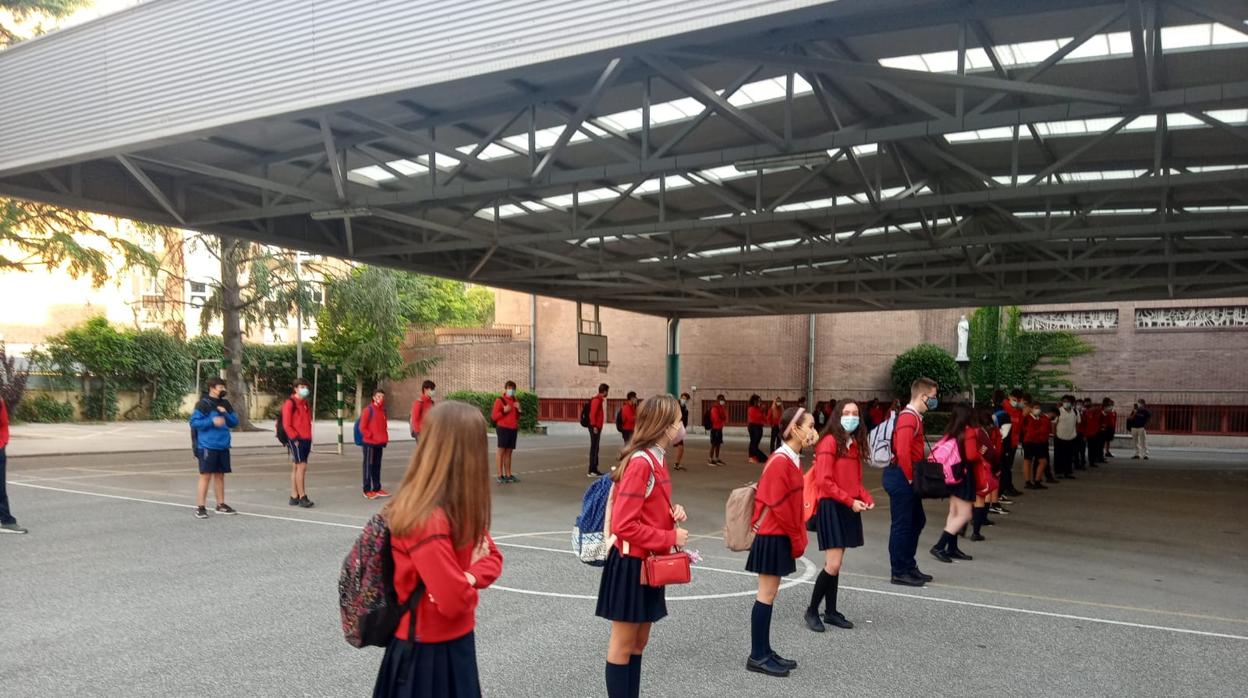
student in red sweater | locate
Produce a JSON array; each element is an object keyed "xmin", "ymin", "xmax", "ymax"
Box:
[
  {"xmin": 804, "ymin": 399, "xmax": 873, "ymax": 633},
  {"xmin": 375, "ymin": 401, "xmax": 503, "ymax": 698},
  {"xmin": 972, "ymin": 406, "xmax": 1003, "ymax": 540},
  {"xmin": 620, "ymin": 392, "xmax": 638, "ymax": 443},
  {"xmin": 746, "ymin": 406, "xmax": 815, "ymax": 677},
  {"xmin": 596, "ymin": 395, "xmax": 689, "ymax": 698},
  {"xmin": 1100, "ymin": 398, "xmax": 1118, "ymax": 458},
  {"xmin": 746, "ymin": 394, "xmax": 767, "ymax": 464},
  {"xmin": 359, "ymin": 388, "xmax": 391, "ymax": 499},
  {"xmin": 0, "ymin": 397, "xmax": 26, "ymax": 534},
  {"xmin": 707, "ymin": 394, "xmax": 728, "ymax": 466},
  {"xmin": 1022, "ymin": 402, "xmax": 1054, "ymax": 489},
  {"xmin": 1082, "ymin": 399, "xmax": 1103, "ymax": 466},
  {"xmin": 768, "ymin": 397, "xmax": 784, "ymax": 452},
  {"xmin": 409, "ymin": 380, "xmax": 436, "ymax": 443},
  {"xmin": 491, "ymin": 380, "xmax": 522, "ymax": 484},
  {"xmin": 283, "ymin": 378, "xmax": 314, "ymax": 508},
  {"xmin": 930, "ymin": 405, "xmax": 980, "ymax": 563},
  {"xmin": 885, "ymin": 377, "xmax": 939, "ymax": 587},
  {"xmin": 587, "ymin": 383, "xmax": 609, "ymax": 477},
  {"xmin": 998, "ymin": 389, "xmax": 1025, "ymax": 497}
]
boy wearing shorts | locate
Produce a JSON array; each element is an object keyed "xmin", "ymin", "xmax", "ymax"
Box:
[
  {"xmin": 283, "ymin": 378, "xmax": 314, "ymax": 508},
  {"xmin": 189, "ymin": 378, "xmax": 239, "ymax": 519}
]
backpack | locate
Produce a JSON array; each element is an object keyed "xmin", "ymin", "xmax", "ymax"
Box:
[
  {"xmin": 353, "ymin": 405, "xmax": 375, "ymax": 448},
  {"xmin": 275, "ymin": 399, "xmax": 291, "ymax": 446},
  {"xmin": 614, "ymin": 407, "xmax": 624, "ymax": 433},
  {"xmin": 338, "ymin": 513, "xmax": 422, "ymax": 648},
  {"xmin": 724, "ymin": 480, "xmax": 766, "ymax": 552},
  {"xmin": 579, "ymin": 400, "xmax": 591, "ymax": 428},
  {"xmin": 572, "ymin": 454, "xmax": 656, "ymax": 565},
  {"xmin": 866, "ymin": 411, "xmax": 897, "ymax": 469},
  {"xmin": 702, "ymin": 408, "xmax": 713, "ymax": 431},
  {"xmin": 930, "ymin": 436, "xmax": 966, "ymax": 485}
]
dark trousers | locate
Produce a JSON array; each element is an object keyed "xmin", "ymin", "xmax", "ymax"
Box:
[
  {"xmin": 362, "ymin": 445, "xmax": 383, "ymax": 492},
  {"xmin": 621, "ymin": 430, "xmax": 633, "ymax": 444},
  {"xmin": 883, "ymin": 465, "xmax": 926, "ymax": 577},
  {"xmin": 1054, "ymin": 438, "xmax": 1075, "ymax": 476},
  {"xmin": 747, "ymin": 425, "xmax": 766, "ymax": 461},
  {"xmin": 1073, "ymin": 435, "xmax": 1087, "ymax": 469},
  {"xmin": 1101, "ymin": 428, "xmax": 1116, "ymax": 455},
  {"xmin": 0, "ymin": 447, "xmax": 14, "ymax": 525},
  {"xmin": 589, "ymin": 428, "xmax": 602, "ymax": 474},
  {"xmin": 999, "ymin": 444, "xmax": 1017, "ymax": 492},
  {"xmin": 1087, "ymin": 433, "xmax": 1104, "ymax": 464},
  {"xmin": 769, "ymin": 426, "xmax": 781, "ymax": 452}
]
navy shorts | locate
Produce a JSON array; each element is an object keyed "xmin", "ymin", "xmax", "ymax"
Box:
[
  {"xmin": 496, "ymin": 427, "xmax": 518, "ymax": 450},
  {"xmin": 198, "ymin": 449, "xmax": 232, "ymax": 474},
  {"xmin": 710, "ymin": 429, "xmax": 724, "ymax": 446},
  {"xmin": 1023, "ymin": 443, "xmax": 1049, "ymax": 461},
  {"xmin": 288, "ymin": 439, "xmax": 312, "ymax": 463}
]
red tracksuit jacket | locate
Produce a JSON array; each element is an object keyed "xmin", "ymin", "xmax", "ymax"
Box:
[
  {"xmin": 611, "ymin": 448, "xmax": 675, "ymax": 558},
  {"xmin": 282, "ymin": 396, "xmax": 313, "ymax": 441},
  {"xmin": 753, "ymin": 446, "xmax": 808, "ymax": 557},
  {"xmin": 360, "ymin": 402, "xmax": 389, "ymax": 446},
  {"xmin": 811, "ymin": 437, "xmax": 874, "ymax": 508},
  {"xmin": 491, "ymin": 395, "xmax": 520, "ymax": 429}
]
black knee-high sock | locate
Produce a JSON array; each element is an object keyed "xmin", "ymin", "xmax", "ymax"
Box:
[
  {"xmin": 823, "ymin": 573, "xmax": 840, "ymax": 615},
  {"xmin": 935, "ymin": 531, "xmax": 954, "ymax": 551},
  {"xmin": 972, "ymin": 507, "xmax": 986, "ymax": 536},
  {"xmin": 628, "ymin": 654, "xmax": 642, "ymax": 698},
  {"xmin": 605, "ymin": 662, "xmax": 630, "ymax": 698},
  {"xmin": 750, "ymin": 600, "xmax": 773, "ymax": 660},
  {"xmin": 808, "ymin": 570, "xmax": 831, "ymax": 613}
]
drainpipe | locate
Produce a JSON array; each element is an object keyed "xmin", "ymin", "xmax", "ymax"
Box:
[
  {"xmin": 528, "ymin": 293, "xmax": 537, "ymax": 391},
  {"xmin": 666, "ymin": 316, "xmax": 681, "ymax": 396},
  {"xmin": 806, "ymin": 313, "xmax": 817, "ymax": 405}
]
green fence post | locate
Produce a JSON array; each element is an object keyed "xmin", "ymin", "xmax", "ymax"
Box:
[{"xmin": 336, "ymin": 372, "xmax": 344, "ymax": 456}]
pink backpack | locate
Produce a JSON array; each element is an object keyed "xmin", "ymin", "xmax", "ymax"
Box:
[{"xmin": 930, "ymin": 436, "xmax": 965, "ymax": 485}]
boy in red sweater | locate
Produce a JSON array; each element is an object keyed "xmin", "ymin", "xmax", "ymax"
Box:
[
  {"xmin": 283, "ymin": 378, "xmax": 314, "ymax": 508},
  {"xmin": 359, "ymin": 388, "xmax": 390, "ymax": 499},
  {"xmin": 491, "ymin": 380, "xmax": 521, "ymax": 483},
  {"xmin": 587, "ymin": 383, "xmax": 609, "ymax": 477},
  {"xmin": 409, "ymin": 380, "xmax": 435, "ymax": 443},
  {"xmin": 708, "ymin": 394, "xmax": 728, "ymax": 466},
  {"xmin": 0, "ymin": 398, "xmax": 27, "ymax": 534},
  {"xmin": 1022, "ymin": 403, "xmax": 1054, "ymax": 489}
]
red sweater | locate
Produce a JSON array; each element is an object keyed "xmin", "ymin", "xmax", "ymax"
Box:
[
  {"xmin": 892, "ymin": 407, "xmax": 925, "ymax": 481},
  {"xmin": 1101, "ymin": 409, "xmax": 1117, "ymax": 432},
  {"xmin": 1001, "ymin": 399, "xmax": 1024, "ymax": 447},
  {"xmin": 961, "ymin": 426, "xmax": 983, "ymax": 466},
  {"xmin": 282, "ymin": 396, "xmax": 313, "ymax": 441},
  {"xmin": 491, "ymin": 395, "xmax": 520, "ymax": 429},
  {"xmin": 768, "ymin": 405, "xmax": 783, "ymax": 428},
  {"xmin": 621, "ymin": 402, "xmax": 637, "ymax": 431},
  {"xmin": 360, "ymin": 402, "xmax": 389, "ymax": 446},
  {"xmin": 1022, "ymin": 414, "xmax": 1052, "ymax": 445},
  {"xmin": 410, "ymin": 395, "xmax": 434, "ymax": 434},
  {"xmin": 589, "ymin": 394, "xmax": 607, "ymax": 430},
  {"xmin": 753, "ymin": 447, "xmax": 807, "ymax": 557},
  {"xmin": 811, "ymin": 437, "xmax": 874, "ymax": 508},
  {"xmin": 611, "ymin": 449, "xmax": 675, "ymax": 559},
  {"xmin": 710, "ymin": 403, "xmax": 728, "ymax": 429},
  {"xmin": 0, "ymin": 399, "xmax": 9, "ymax": 449},
  {"xmin": 747, "ymin": 405, "xmax": 765, "ymax": 426},
  {"xmin": 1079, "ymin": 408, "xmax": 1100, "ymax": 438},
  {"xmin": 391, "ymin": 509, "xmax": 504, "ymax": 644},
  {"xmin": 868, "ymin": 405, "xmax": 886, "ymax": 428}
]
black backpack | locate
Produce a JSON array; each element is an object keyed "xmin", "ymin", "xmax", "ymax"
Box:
[
  {"xmin": 702, "ymin": 409, "xmax": 713, "ymax": 431},
  {"xmin": 615, "ymin": 407, "xmax": 624, "ymax": 433},
  {"xmin": 579, "ymin": 401, "xmax": 591, "ymax": 428},
  {"xmin": 275, "ymin": 398, "xmax": 291, "ymax": 446}
]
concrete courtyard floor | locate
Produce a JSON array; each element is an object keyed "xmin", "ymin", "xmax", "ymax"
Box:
[{"xmin": 2, "ymin": 430, "xmax": 1246, "ymax": 697}]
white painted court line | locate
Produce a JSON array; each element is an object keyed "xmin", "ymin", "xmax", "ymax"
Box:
[{"xmin": 13, "ymin": 481, "xmax": 1247, "ymax": 640}]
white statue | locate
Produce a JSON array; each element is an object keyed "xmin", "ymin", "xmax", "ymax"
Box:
[{"xmin": 955, "ymin": 315, "xmax": 970, "ymax": 362}]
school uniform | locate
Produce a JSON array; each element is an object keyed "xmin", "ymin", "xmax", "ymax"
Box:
[
  {"xmin": 587, "ymin": 393, "xmax": 607, "ymax": 475},
  {"xmin": 360, "ymin": 402, "xmax": 389, "ymax": 493},
  {"xmin": 868, "ymin": 405, "xmax": 887, "ymax": 431},
  {"xmin": 1100, "ymin": 408, "xmax": 1118, "ymax": 456},
  {"xmin": 376, "ymin": 509, "xmax": 503, "ymax": 698},
  {"xmin": 999, "ymin": 399, "xmax": 1023, "ymax": 492},
  {"xmin": 977, "ymin": 426, "xmax": 1001, "ymax": 497},
  {"xmin": 0, "ymin": 400, "xmax": 15, "ymax": 527},
  {"xmin": 884, "ymin": 407, "xmax": 927, "ymax": 580},
  {"xmin": 1053, "ymin": 406, "xmax": 1079, "ymax": 476},
  {"xmin": 768, "ymin": 406, "xmax": 783, "ymax": 452},
  {"xmin": 189, "ymin": 395, "xmax": 239, "ymax": 474},
  {"xmin": 620, "ymin": 401, "xmax": 637, "ymax": 443},
  {"xmin": 596, "ymin": 448, "xmax": 674, "ymax": 624},
  {"xmin": 409, "ymin": 394, "xmax": 434, "ymax": 442},
  {"xmin": 282, "ymin": 396, "xmax": 313, "ymax": 463},
  {"xmin": 746, "ymin": 445, "xmax": 807, "ymax": 576},
  {"xmin": 1073, "ymin": 407, "xmax": 1088, "ymax": 469},
  {"xmin": 948, "ymin": 427, "xmax": 980, "ymax": 502},
  {"xmin": 1081, "ymin": 406, "xmax": 1103, "ymax": 465},
  {"xmin": 709, "ymin": 403, "xmax": 727, "ymax": 446},
  {"xmin": 746, "ymin": 405, "xmax": 767, "ymax": 462},
  {"xmin": 1022, "ymin": 414, "xmax": 1052, "ymax": 463},
  {"xmin": 491, "ymin": 394, "xmax": 520, "ymax": 450},
  {"xmin": 807, "ymin": 437, "xmax": 872, "ymax": 550}
]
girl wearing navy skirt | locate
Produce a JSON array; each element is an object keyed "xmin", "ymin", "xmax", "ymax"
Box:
[
  {"xmin": 971, "ymin": 407, "xmax": 1002, "ymax": 541},
  {"xmin": 745, "ymin": 406, "xmax": 816, "ymax": 677},
  {"xmin": 597, "ymin": 394, "xmax": 690, "ymax": 698},
  {"xmin": 375, "ymin": 401, "xmax": 504, "ymax": 698},
  {"xmin": 930, "ymin": 404, "xmax": 980, "ymax": 563},
  {"xmin": 804, "ymin": 399, "xmax": 873, "ymax": 632}
]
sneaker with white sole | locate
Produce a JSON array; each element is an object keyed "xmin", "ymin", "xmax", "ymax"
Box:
[
  {"xmin": 1, "ymin": 522, "xmax": 30, "ymax": 533},
  {"xmin": 215, "ymin": 504, "xmax": 238, "ymax": 516},
  {"xmin": 194, "ymin": 507, "xmax": 209, "ymax": 520}
]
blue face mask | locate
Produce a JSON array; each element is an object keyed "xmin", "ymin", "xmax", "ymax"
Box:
[
  {"xmin": 840, "ymin": 415, "xmax": 860, "ymax": 432},
  {"xmin": 925, "ymin": 396, "xmax": 939, "ymax": 410}
]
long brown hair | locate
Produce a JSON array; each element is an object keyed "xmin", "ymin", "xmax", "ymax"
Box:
[
  {"xmin": 387, "ymin": 401, "xmax": 491, "ymax": 549},
  {"xmin": 611, "ymin": 394, "xmax": 679, "ymax": 482},
  {"xmin": 818, "ymin": 399, "xmax": 868, "ymax": 460}
]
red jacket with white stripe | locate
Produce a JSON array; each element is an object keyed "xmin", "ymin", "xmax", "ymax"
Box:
[{"xmin": 753, "ymin": 446, "xmax": 808, "ymax": 558}]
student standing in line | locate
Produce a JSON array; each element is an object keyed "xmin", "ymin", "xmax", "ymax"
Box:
[
  {"xmin": 746, "ymin": 406, "xmax": 814, "ymax": 677},
  {"xmin": 409, "ymin": 380, "xmax": 436, "ymax": 443},
  {"xmin": 620, "ymin": 392, "xmax": 638, "ymax": 443},
  {"xmin": 885, "ymin": 377, "xmax": 939, "ymax": 587},
  {"xmin": 673, "ymin": 393, "xmax": 690, "ymax": 471},
  {"xmin": 1073, "ymin": 398, "xmax": 1088, "ymax": 471},
  {"xmin": 588, "ymin": 383, "xmax": 610, "ymax": 477},
  {"xmin": 189, "ymin": 377, "xmax": 239, "ymax": 519},
  {"xmin": 0, "ymin": 397, "xmax": 25, "ymax": 534},
  {"xmin": 708, "ymin": 394, "xmax": 728, "ymax": 467},
  {"xmin": 597, "ymin": 394, "xmax": 689, "ymax": 698},
  {"xmin": 491, "ymin": 381, "xmax": 522, "ymax": 483},
  {"xmin": 973, "ymin": 406, "xmax": 1003, "ymax": 538},
  {"xmin": 768, "ymin": 397, "xmax": 784, "ymax": 452},
  {"xmin": 1053, "ymin": 395, "xmax": 1078, "ymax": 480},
  {"xmin": 929, "ymin": 404, "xmax": 979, "ymax": 563},
  {"xmin": 1021, "ymin": 403, "xmax": 1054, "ymax": 489},
  {"xmin": 746, "ymin": 394, "xmax": 767, "ymax": 464},
  {"xmin": 821, "ymin": 400, "xmax": 835, "ymax": 430},
  {"xmin": 811, "ymin": 402, "xmax": 827, "ymax": 431},
  {"xmin": 805, "ymin": 399, "xmax": 873, "ymax": 633},
  {"xmin": 284, "ymin": 378, "xmax": 315, "ymax": 508},
  {"xmin": 1081, "ymin": 398, "xmax": 1103, "ymax": 467},
  {"xmin": 1101, "ymin": 398, "xmax": 1118, "ymax": 459},
  {"xmin": 360, "ymin": 389, "xmax": 391, "ymax": 499},
  {"xmin": 374, "ymin": 401, "xmax": 504, "ymax": 698},
  {"xmin": 998, "ymin": 389, "xmax": 1025, "ymax": 498},
  {"xmin": 1128, "ymin": 399, "xmax": 1151, "ymax": 460}
]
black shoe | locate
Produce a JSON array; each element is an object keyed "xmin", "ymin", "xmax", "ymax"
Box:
[
  {"xmin": 497, "ymin": 476, "xmax": 508, "ymax": 484},
  {"xmin": 1033, "ymin": 482, "xmax": 1049, "ymax": 490},
  {"xmin": 672, "ymin": 463, "xmax": 685, "ymax": 471},
  {"xmin": 1144, "ymin": 456, "xmax": 1149, "ymax": 460},
  {"xmin": 1006, "ymin": 488, "xmax": 1024, "ymax": 497},
  {"xmin": 746, "ymin": 655, "xmax": 790, "ymax": 677},
  {"xmin": 890, "ymin": 573, "xmax": 926, "ymax": 587},
  {"xmin": 298, "ymin": 495, "xmax": 314, "ymax": 508},
  {"xmin": 769, "ymin": 652, "xmax": 798, "ymax": 670},
  {"xmin": 982, "ymin": 517, "xmax": 995, "ymax": 527},
  {"xmin": 1131, "ymin": 455, "xmax": 1140, "ymax": 460},
  {"xmin": 930, "ymin": 546, "xmax": 953, "ymax": 563},
  {"xmin": 587, "ymin": 470, "xmax": 603, "ymax": 478},
  {"xmin": 948, "ymin": 549, "xmax": 973, "ymax": 561},
  {"xmin": 911, "ymin": 569, "xmax": 934, "ymax": 582},
  {"xmin": 288, "ymin": 496, "xmax": 300, "ymax": 506},
  {"xmin": 194, "ymin": 506, "xmax": 209, "ymax": 520},
  {"xmin": 214, "ymin": 504, "xmax": 237, "ymax": 515},
  {"xmin": 507, "ymin": 475, "xmax": 520, "ymax": 483},
  {"xmin": 1106, "ymin": 453, "xmax": 1115, "ymax": 459},
  {"xmin": 1023, "ymin": 482, "xmax": 1038, "ymax": 490},
  {"xmin": 822, "ymin": 612, "xmax": 854, "ymax": 629},
  {"xmin": 1045, "ymin": 476, "xmax": 1059, "ymax": 484},
  {"xmin": 971, "ymin": 533, "xmax": 986, "ymax": 541},
  {"xmin": 989, "ymin": 504, "xmax": 1009, "ymax": 515},
  {"xmin": 803, "ymin": 608, "xmax": 825, "ymax": 633}
]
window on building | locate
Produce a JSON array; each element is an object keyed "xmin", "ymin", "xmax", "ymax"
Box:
[
  {"xmin": 1020, "ymin": 310, "xmax": 1118, "ymax": 331},
  {"xmin": 1135, "ymin": 306, "xmax": 1248, "ymax": 329}
]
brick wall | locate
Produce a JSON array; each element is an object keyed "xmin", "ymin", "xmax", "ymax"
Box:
[{"xmin": 388, "ymin": 341, "xmax": 529, "ymax": 417}]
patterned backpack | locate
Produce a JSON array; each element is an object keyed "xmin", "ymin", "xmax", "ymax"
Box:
[
  {"xmin": 572, "ymin": 475, "xmax": 616, "ymax": 566},
  {"xmin": 338, "ymin": 512, "xmax": 420, "ymax": 647}
]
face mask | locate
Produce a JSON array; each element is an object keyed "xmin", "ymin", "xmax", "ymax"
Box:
[
  {"xmin": 840, "ymin": 415, "xmax": 860, "ymax": 432},
  {"xmin": 1063, "ymin": 402, "xmax": 1071, "ymax": 409},
  {"xmin": 1032, "ymin": 408, "xmax": 1041, "ymax": 417},
  {"xmin": 428, "ymin": 390, "xmax": 436, "ymax": 398},
  {"xmin": 297, "ymin": 387, "xmax": 310, "ymax": 398},
  {"xmin": 925, "ymin": 396, "xmax": 939, "ymax": 410},
  {"xmin": 506, "ymin": 389, "xmax": 515, "ymax": 397},
  {"xmin": 719, "ymin": 400, "xmax": 725, "ymax": 405},
  {"xmin": 216, "ymin": 390, "xmax": 228, "ymax": 399},
  {"xmin": 679, "ymin": 399, "xmax": 687, "ymax": 406},
  {"xmin": 1010, "ymin": 399, "xmax": 1019, "ymax": 408},
  {"xmin": 374, "ymin": 396, "xmax": 384, "ymax": 404},
  {"xmin": 670, "ymin": 422, "xmax": 686, "ymax": 445}
]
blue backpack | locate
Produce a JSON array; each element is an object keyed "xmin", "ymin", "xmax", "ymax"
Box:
[
  {"xmin": 353, "ymin": 405, "xmax": 375, "ymax": 448},
  {"xmin": 572, "ymin": 475, "xmax": 615, "ymax": 566}
]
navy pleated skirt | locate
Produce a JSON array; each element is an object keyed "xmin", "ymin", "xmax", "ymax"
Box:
[
  {"xmin": 745, "ymin": 533, "xmax": 796, "ymax": 576},
  {"xmin": 806, "ymin": 498, "xmax": 864, "ymax": 550},
  {"xmin": 948, "ymin": 467, "xmax": 978, "ymax": 501},
  {"xmin": 373, "ymin": 632, "xmax": 480, "ymax": 698},
  {"xmin": 596, "ymin": 547, "xmax": 667, "ymax": 623}
]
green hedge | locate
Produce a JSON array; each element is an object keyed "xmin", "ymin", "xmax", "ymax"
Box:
[
  {"xmin": 446, "ymin": 390, "xmax": 539, "ymax": 432},
  {"xmin": 13, "ymin": 394, "xmax": 76, "ymax": 423},
  {"xmin": 923, "ymin": 410, "xmax": 951, "ymax": 436}
]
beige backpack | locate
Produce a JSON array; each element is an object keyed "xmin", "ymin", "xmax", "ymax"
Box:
[{"xmin": 724, "ymin": 482, "xmax": 767, "ymax": 552}]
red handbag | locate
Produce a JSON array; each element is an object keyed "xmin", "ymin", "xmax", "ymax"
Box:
[{"xmin": 640, "ymin": 551, "xmax": 691, "ymax": 587}]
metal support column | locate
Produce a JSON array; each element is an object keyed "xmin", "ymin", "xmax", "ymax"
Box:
[
  {"xmin": 529, "ymin": 293, "xmax": 538, "ymax": 391},
  {"xmin": 806, "ymin": 314, "xmax": 817, "ymax": 406},
  {"xmin": 665, "ymin": 316, "xmax": 681, "ymax": 397},
  {"xmin": 335, "ymin": 372, "xmax": 344, "ymax": 456}
]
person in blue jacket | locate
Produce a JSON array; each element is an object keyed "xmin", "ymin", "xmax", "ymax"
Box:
[{"xmin": 190, "ymin": 377, "xmax": 240, "ymax": 520}]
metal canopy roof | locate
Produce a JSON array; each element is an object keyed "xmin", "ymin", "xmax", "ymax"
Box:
[{"xmin": 2, "ymin": 0, "xmax": 1248, "ymax": 317}]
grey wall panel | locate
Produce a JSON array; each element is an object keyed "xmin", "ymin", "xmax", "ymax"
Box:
[{"xmin": 0, "ymin": 0, "xmax": 837, "ymax": 174}]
